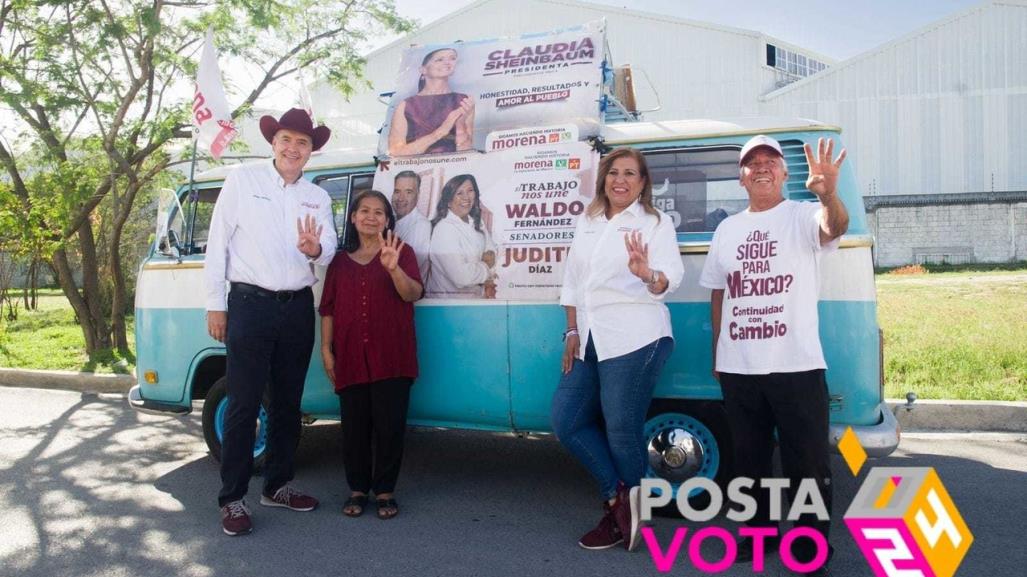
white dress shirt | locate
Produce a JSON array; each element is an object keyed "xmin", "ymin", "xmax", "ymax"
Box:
[
  {"xmin": 560, "ymin": 200, "xmax": 684, "ymax": 361},
  {"xmin": 204, "ymin": 160, "xmax": 337, "ymax": 311},
  {"xmin": 394, "ymin": 209, "xmax": 432, "ymax": 281},
  {"xmin": 426, "ymin": 211, "xmax": 497, "ymax": 298}
]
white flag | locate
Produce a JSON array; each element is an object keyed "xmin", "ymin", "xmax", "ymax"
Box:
[
  {"xmin": 192, "ymin": 28, "xmax": 238, "ymax": 160},
  {"xmin": 297, "ymin": 68, "xmax": 315, "ymax": 121}
]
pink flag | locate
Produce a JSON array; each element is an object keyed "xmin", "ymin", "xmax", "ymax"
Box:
[{"xmin": 192, "ymin": 28, "xmax": 238, "ymax": 160}]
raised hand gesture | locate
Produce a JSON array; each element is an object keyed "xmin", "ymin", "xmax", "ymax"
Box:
[
  {"xmin": 624, "ymin": 230, "xmax": 651, "ymax": 281},
  {"xmin": 804, "ymin": 137, "xmax": 847, "ymax": 199},
  {"xmin": 379, "ymin": 229, "xmax": 405, "ymax": 272},
  {"xmin": 296, "ymin": 214, "xmax": 323, "ymax": 258}
]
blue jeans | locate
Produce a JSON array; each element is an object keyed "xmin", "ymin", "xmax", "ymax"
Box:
[{"xmin": 551, "ymin": 335, "xmax": 673, "ymax": 500}]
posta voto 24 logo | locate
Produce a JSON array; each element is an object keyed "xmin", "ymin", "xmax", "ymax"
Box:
[{"xmin": 638, "ymin": 428, "xmax": 973, "ymax": 576}]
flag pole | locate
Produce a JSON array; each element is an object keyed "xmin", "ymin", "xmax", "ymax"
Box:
[{"xmin": 185, "ymin": 132, "xmax": 199, "ymax": 254}]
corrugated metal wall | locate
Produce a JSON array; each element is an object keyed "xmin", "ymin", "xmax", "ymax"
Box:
[{"xmin": 761, "ymin": 1, "xmax": 1027, "ymax": 197}]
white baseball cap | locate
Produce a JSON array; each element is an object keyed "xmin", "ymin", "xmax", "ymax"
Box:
[{"xmin": 739, "ymin": 134, "xmax": 783, "ymax": 166}]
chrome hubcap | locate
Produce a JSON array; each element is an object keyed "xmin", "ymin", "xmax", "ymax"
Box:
[{"xmin": 647, "ymin": 426, "xmax": 706, "ymax": 483}]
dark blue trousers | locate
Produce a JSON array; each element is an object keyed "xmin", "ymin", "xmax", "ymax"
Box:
[{"xmin": 217, "ymin": 285, "xmax": 314, "ymax": 507}]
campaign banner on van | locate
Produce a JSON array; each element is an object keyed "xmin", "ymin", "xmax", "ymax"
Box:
[
  {"xmin": 373, "ymin": 141, "xmax": 598, "ymax": 300},
  {"xmin": 377, "ymin": 20, "xmax": 605, "ymax": 159}
]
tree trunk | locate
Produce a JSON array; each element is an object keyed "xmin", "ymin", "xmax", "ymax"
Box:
[
  {"xmin": 109, "ymin": 175, "xmax": 146, "ymax": 355},
  {"xmin": 109, "ymin": 234, "xmax": 129, "ymax": 354},
  {"xmin": 77, "ymin": 221, "xmax": 112, "ymax": 353},
  {"xmin": 51, "ymin": 248, "xmax": 99, "ymax": 353},
  {"xmin": 22, "ymin": 258, "xmax": 38, "ymax": 311}
]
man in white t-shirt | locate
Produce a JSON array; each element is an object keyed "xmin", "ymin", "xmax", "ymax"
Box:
[
  {"xmin": 699, "ymin": 135, "xmax": 849, "ymax": 576},
  {"xmin": 392, "ymin": 170, "xmax": 431, "ymax": 280}
]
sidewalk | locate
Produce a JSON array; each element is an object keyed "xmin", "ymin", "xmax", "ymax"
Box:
[{"xmin": 1, "ymin": 367, "xmax": 1025, "ymax": 432}]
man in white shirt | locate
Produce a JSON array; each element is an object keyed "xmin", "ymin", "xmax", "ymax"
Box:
[
  {"xmin": 699, "ymin": 135, "xmax": 849, "ymax": 576},
  {"xmin": 391, "ymin": 170, "xmax": 431, "ymax": 280},
  {"xmin": 204, "ymin": 108, "xmax": 337, "ymax": 536}
]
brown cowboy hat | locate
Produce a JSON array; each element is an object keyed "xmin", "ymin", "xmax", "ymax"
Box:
[{"xmin": 259, "ymin": 108, "xmax": 331, "ymax": 151}]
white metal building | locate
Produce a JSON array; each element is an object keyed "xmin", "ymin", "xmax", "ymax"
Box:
[{"xmin": 760, "ymin": 0, "xmax": 1027, "ymax": 198}]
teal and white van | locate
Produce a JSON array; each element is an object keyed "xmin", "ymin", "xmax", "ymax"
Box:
[{"xmin": 129, "ymin": 117, "xmax": 899, "ymax": 491}]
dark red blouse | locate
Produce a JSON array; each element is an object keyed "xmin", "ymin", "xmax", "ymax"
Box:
[{"xmin": 318, "ymin": 245, "xmax": 421, "ymax": 391}]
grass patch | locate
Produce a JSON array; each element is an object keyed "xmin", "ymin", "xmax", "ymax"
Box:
[
  {"xmin": 0, "ymin": 289, "xmax": 134, "ymax": 374},
  {"xmin": 876, "ymin": 260, "xmax": 1027, "ymax": 274},
  {"xmin": 877, "ymin": 270, "xmax": 1027, "ymax": 401}
]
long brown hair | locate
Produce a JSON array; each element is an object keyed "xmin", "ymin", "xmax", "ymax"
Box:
[
  {"xmin": 587, "ymin": 147, "xmax": 660, "ymax": 222},
  {"xmin": 431, "ymin": 174, "xmax": 484, "ymax": 232}
]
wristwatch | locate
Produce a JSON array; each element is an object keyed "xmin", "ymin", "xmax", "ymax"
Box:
[{"xmin": 647, "ymin": 269, "xmax": 660, "ymax": 286}]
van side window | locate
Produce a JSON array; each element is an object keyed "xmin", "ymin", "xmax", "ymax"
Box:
[
  {"xmin": 185, "ymin": 187, "xmax": 220, "ymax": 254},
  {"xmin": 350, "ymin": 174, "xmax": 374, "ymax": 197},
  {"xmin": 315, "ymin": 173, "xmax": 375, "ymax": 244},
  {"xmin": 643, "ymin": 148, "xmax": 748, "ymax": 233},
  {"xmin": 315, "ymin": 175, "xmax": 350, "ymax": 241}
]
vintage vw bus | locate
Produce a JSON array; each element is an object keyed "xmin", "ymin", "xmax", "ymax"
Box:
[{"xmin": 129, "ymin": 117, "xmax": 899, "ymax": 493}]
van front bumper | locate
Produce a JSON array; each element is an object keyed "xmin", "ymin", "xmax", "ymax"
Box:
[
  {"xmin": 829, "ymin": 402, "xmax": 900, "ymax": 458},
  {"xmin": 127, "ymin": 384, "xmax": 191, "ymax": 416}
]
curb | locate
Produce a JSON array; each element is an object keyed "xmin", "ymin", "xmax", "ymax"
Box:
[
  {"xmin": 887, "ymin": 398, "xmax": 1027, "ymax": 433},
  {"xmin": 0, "ymin": 367, "xmax": 134, "ymax": 395},
  {"xmin": 0, "ymin": 368, "xmax": 1024, "ymax": 432}
]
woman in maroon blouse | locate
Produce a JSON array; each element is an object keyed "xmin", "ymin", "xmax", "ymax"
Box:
[
  {"xmin": 387, "ymin": 47, "xmax": 475, "ymax": 156},
  {"xmin": 319, "ymin": 190, "xmax": 423, "ymax": 520}
]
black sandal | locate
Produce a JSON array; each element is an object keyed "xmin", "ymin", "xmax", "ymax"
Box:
[
  {"xmin": 376, "ymin": 497, "xmax": 399, "ymax": 520},
  {"xmin": 343, "ymin": 494, "xmax": 368, "ymax": 517}
]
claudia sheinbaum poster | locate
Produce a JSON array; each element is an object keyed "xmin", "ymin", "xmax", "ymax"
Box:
[{"xmin": 379, "ymin": 20, "xmax": 605, "ymax": 158}]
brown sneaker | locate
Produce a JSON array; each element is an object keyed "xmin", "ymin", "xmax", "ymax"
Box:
[
  {"xmin": 260, "ymin": 485, "xmax": 319, "ymax": 512},
  {"xmin": 611, "ymin": 482, "xmax": 642, "ymax": 551},
  {"xmin": 220, "ymin": 500, "xmax": 253, "ymax": 536},
  {"xmin": 578, "ymin": 502, "xmax": 623, "ymax": 550}
]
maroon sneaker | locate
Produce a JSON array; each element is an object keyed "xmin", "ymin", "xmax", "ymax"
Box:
[
  {"xmin": 578, "ymin": 502, "xmax": 623, "ymax": 550},
  {"xmin": 611, "ymin": 482, "xmax": 642, "ymax": 551},
  {"xmin": 220, "ymin": 500, "xmax": 253, "ymax": 536},
  {"xmin": 260, "ymin": 485, "xmax": 319, "ymax": 512}
]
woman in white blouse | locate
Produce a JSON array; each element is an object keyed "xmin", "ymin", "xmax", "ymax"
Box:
[
  {"xmin": 551, "ymin": 147, "xmax": 684, "ymax": 552},
  {"xmin": 426, "ymin": 174, "xmax": 497, "ymax": 298}
]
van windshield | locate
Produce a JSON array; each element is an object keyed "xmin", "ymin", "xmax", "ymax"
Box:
[{"xmin": 643, "ymin": 147, "xmax": 748, "ymax": 233}]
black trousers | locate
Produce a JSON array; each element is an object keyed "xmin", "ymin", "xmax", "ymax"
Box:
[
  {"xmin": 338, "ymin": 377, "xmax": 413, "ymax": 495},
  {"xmin": 720, "ymin": 369, "xmax": 833, "ymax": 561},
  {"xmin": 217, "ymin": 286, "xmax": 314, "ymax": 507}
]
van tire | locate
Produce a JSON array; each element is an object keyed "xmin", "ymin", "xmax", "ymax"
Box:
[
  {"xmin": 642, "ymin": 400, "xmax": 734, "ymax": 518},
  {"xmin": 201, "ymin": 377, "xmax": 270, "ymax": 471}
]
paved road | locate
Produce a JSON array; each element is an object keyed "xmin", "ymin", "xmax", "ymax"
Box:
[{"xmin": 1, "ymin": 387, "xmax": 1025, "ymax": 577}]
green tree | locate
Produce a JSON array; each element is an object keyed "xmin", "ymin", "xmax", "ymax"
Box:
[{"xmin": 0, "ymin": 0, "xmax": 413, "ymax": 355}]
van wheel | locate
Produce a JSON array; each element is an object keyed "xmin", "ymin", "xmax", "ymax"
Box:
[
  {"xmin": 201, "ymin": 377, "xmax": 269, "ymax": 470},
  {"xmin": 643, "ymin": 400, "xmax": 733, "ymax": 517}
]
